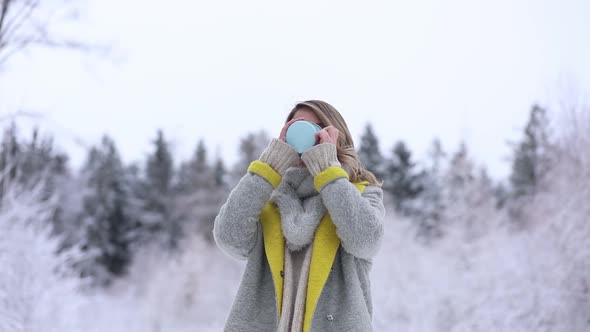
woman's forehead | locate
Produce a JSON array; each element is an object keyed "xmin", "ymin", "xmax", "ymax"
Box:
[{"xmin": 292, "ymin": 108, "xmax": 321, "ymax": 123}]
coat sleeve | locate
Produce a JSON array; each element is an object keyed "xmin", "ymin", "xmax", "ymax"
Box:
[
  {"xmin": 318, "ymin": 176, "xmax": 385, "ymax": 260},
  {"xmin": 213, "ymin": 165, "xmax": 273, "ymax": 260},
  {"xmin": 214, "ymin": 139, "xmax": 299, "ymax": 260},
  {"xmin": 301, "ymin": 143, "xmax": 385, "ymax": 260}
]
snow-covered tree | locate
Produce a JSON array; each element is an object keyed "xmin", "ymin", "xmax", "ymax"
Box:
[
  {"xmin": 141, "ymin": 130, "xmax": 181, "ymax": 249},
  {"xmin": 0, "ymin": 174, "xmax": 85, "ymax": 332},
  {"xmin": 177, "ymin": 139, "xmax": 215, "ymax": 193},
  {"xmin": 0, "ymin": 125, "xmax": 73, "ymax": 248},
  {"xmin": 428, "ymin": 138, "xmax": 447, "ymax": 175},
  {"xmin": 509, "ymin": 104, "xmax": 552, "ymax": 198},
  {"xmin": 358, "ymin": 123, "xmax": 385, "ymax": 180},
  {"xmin": 145, "ymin": 130, "xmax": 174, "ymax": 195},
  {"xmin": 439, "ymin": 143, "xmax": 498, "ymax": 240},
  {"xmin": 404, "ymin": 139, "xmax": 446, "ymax": 240},
  {"xmin": 0, "ymin": 125, "xmax": 67, "ymax": 201},
  {"xmin": 373, "ymin": 106, "xmax": 590, "ymax": 331},
  {"xmin": 383, "ymin": 140, "xmax": 424, "ymax": 213},
  {"xmin": 175, "ymin": 140, "xmax": 227, "ymax": 242},
  {"xmin": 230, "ymin": 130, "xmax": 269, "ymax": 186},
  {"xmin": 213, "ymin": 156, "xmax": 227, "ymax": 188},
  {"xmin": 77, "ymin": 136, "xmax": 137, "ymax": 285}
]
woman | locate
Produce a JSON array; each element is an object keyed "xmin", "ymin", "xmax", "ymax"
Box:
[{"xmin": 214, "ymin": 100, "xmax": 385, "ymax": 331}]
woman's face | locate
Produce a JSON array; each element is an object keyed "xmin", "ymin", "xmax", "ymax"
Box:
[{"xmin": 292, "ymin": 108, "xmax": 323, "ymax": 128}]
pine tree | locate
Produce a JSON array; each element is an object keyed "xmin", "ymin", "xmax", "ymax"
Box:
[
  {"xmin": 439, "ymin": 143, "xmax": 497, "ymax": 240},
  {"xmin": 0, "ymin": 124, "xmax": 21, "ymax": 199},
  {"xmin": 177, "ymin": 139, "xmax": 217, "ymax": 192},
  {"xmin": 175, "ymin": 140, "xmax": 227, "ymax": 242},
  {"xmin": 123, "ymin": 162, "xmax": 150, "ymax": 245},
  {"xmin": 193, "ymin": 140, "xmax": 216, "ymax": 189},
  {"xmin": 510, "ymin": 104, "xmax": 552, "ymax": 198},
  {"xmin": 214, "ymin": 156, "xmax": 227, "ymax": 188},
  {"xmin": 383, "ymin": 141, "xmax": 423, "ymax": 212},
  {"xmin": 445, "ymin": 143, "xmax": 474, "ymax": 190},
  {"xmin": 230, "ymin": 130, "xmax": 269, "ymax": 186},
  {"xmin": 20, "ymin": 128, "xmax": 69, "ymax": 200},
  {"xmin": 409, "ymin": 138, "xmax": 447, "ymax": 240},
  {"xmin": 78, "ymin": 136, "xmax": 135, "ymax": 284},
  {"xmin": 143, "ymin": 130, "xmax": 181, "ymax": 249},
  {"xmin": 146, "ymin": 130, "xmax": 174, "ymax": 194},
  {"xmin": 428, "ymin": 138, "xmax": 446, "ymax": 175},
  {"xmin": 358, "ymin": 123, "xmax": 384, "ymax": 180},
  {"xmin": 0, "ymin": 125, "xmax": 70, "ymax": 243}
]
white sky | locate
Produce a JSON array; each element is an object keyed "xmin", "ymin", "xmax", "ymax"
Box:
[{"xmin": 1, "ymin": 0, "xmax": 589, "ymax": 179}]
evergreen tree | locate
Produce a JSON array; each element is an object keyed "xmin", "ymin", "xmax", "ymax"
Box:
[
  {"xmin": 428, "ymin": 138, "xmax": 446, "ymax": 175},
  {"xmin": 0, "ymin": 124, "xmax": 21, "ymax": 199},
  {"xmin": 230, "ymin": 130, "xmax": 269, "ymax": 186},
  {"xmin": 191, "ymin": 140, "xmax": 216, "ymax": 190},
  {"xmin": 146, "ymin": 130, "xmax": 174, "ymax": 194},
  {"xmin": 445, "ymin": 143, "xmax": 474, "ymax": 190},
  {"xmin": 383, "ymin": 141, "xmax": 423, "ymax": 212},
  {"xmin": 358, "ymin": 123, "xmax": 385, "ymax": 180},
  {"xmin": 177, "ymin": 139, "xmax": 217, "ymax": 192},
  {"xmin": 78, "ymin": 136, "xmax": 135, "ymax": 284},
  {"xmin": 175, "ymin": 140, "xmax": 228, "ymax": 242},
  {"xmin": 409, "ymin": 138, "xmax": 447, "ymax": 240},
  {"xmin": 510, "ymin": 104, "xmax": 551, "ymax": 198},
  {"xmin": 143, "ymin": 130, "xmax": 181, "ymax": 248},
  {"xmin": 439, "ymin": 143, "xmax": 497, "ymax": 240},
  {"xmin": 214, "ymin": 156, "xmax": 227, "ymax": 188},
  {"xmin": 20, "ymin": 128, "xmax": 69, "ymax": 200},
  {"xmin": 493, "ymin": 182, "xmax": 509, "ymax": 209},
  {"xmin": 0, "ymin": 125, "xmax": 70, "ymax": 241},
  {"xmin": 123, "ymin": 162, "xmax": 150, "ymax": 245}
]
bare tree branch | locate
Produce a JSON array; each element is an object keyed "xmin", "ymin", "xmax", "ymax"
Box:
[
  {"xmin": 0, "ymin": 34, "xmax": 31, "ymax": 64},
  {"xmin": 0, "ymin": 0, "xmax": 13, "ymax": 43},
  {"xmin": 0, "ymin": 109, "xmax": 42, "ymax": 122},
  {"xmin": 0, "ymin": 0, "xmax": 99, "ymax": 67},
  {"xmin": 2, "ymin": 0, "xmax": 40, "ymax": 43}
]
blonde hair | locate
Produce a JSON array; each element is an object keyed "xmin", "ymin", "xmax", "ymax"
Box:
[{"xmin": 287, "ymin": 100, "xmax": 381, "ymax": 186}]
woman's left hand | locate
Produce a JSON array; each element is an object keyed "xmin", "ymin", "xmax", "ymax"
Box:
[{"xmin": 316, "ymin": 125, "xmax": 339, "ymax": 145}]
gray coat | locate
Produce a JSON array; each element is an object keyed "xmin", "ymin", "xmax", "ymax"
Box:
[{"xmin": 213, "ymin": 141, "xmax": 385, "ymax": 331}]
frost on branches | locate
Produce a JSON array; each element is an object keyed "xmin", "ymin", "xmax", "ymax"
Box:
[
  {"xmin": 373, "ymin": 107, "xmax": 590, "ymax": 332},
  {"xmin": 0, "ymin": 181, "xmax": 84, "ymax": 332}
]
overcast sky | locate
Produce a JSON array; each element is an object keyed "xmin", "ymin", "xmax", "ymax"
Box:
[{"xmin": 1, "ymin": 0, "xmax": 589, "ymax": 180}]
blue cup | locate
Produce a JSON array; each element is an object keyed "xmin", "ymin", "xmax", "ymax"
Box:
[{"xmin": 286, "ymin": 121, "xmax": 322, "ymax": 154}]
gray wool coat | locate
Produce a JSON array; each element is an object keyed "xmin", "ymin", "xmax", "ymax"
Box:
[{"xmin": 213, "ymin": 140, "xmax": 385, "ymax": 332}]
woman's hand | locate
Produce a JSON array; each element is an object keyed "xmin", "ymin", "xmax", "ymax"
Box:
[
  {"xmin": 316, "ymin": 125, "xmax": 339, "ymax": 145},
  {"xmin": 279, "ymin": 117, "xmax": 304, "ymax": 142}
]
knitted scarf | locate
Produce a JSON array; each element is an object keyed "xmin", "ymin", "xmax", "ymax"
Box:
[
  {"xmin": 270, "ymin": 167, "xmax": 326, "ymax": 251},
  {"xmin": 270, "ymin": 167, "xmax": 326, "ymax": 331}
]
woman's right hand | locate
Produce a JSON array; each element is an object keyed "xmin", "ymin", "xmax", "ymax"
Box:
[{"xmin": 279, "ymin": 117, "xmax": 304, "ymax": 142}]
